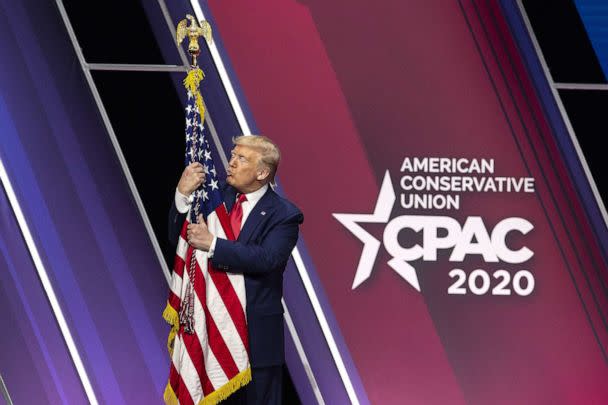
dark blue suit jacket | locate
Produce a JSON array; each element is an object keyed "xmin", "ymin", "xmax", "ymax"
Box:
[{"xmin": 169, "ymin": 184, "xmax": 303, "ymax": 367}]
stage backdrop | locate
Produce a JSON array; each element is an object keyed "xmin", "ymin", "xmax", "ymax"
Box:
[
  {"xmin": 1, "ymin": 0, "xmax": 608, "ymax": 404},
  {"xmin": 206, "ymin": 0, "xmax": 608, "ymax": 403}
]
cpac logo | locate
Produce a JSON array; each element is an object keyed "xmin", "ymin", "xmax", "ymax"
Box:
[{"xmin": 333, "ymin": 171, "xmax": 534, "ymax": 292}]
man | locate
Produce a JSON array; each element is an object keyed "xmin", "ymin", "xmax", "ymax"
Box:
[{"xmin": 169, "ymin": 135, "xmax": 303, "ymax": 404}]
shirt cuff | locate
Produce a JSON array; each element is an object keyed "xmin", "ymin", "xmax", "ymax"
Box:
[
  {"xmin": 208, "ymin": 236, "xmax": 218, "ymax": 258},
  {"xmin": 175, "ymin": 188, "xmax": 192, "ymax": 214}
]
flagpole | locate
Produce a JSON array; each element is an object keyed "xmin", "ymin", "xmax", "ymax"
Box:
[{"xmin": 165, "ymin": 15, "xmax": 252, "ymax": 405}]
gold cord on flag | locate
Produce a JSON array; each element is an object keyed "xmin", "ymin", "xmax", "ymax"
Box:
[{"xmin": 184, "ymin": 68, "xmax": 206, "ymax": 122}]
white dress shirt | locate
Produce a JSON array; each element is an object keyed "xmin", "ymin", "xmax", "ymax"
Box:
[{"xmin": 175, "ymin": 184, "xmax": 269, "ymax": 256}]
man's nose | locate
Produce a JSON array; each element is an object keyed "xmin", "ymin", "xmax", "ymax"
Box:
[{"xmin": 229, "ymin": 156, "xmax": 237, "ymax": 167}]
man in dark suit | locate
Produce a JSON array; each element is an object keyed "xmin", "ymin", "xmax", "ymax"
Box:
[{"xmin": 169, "ymin": 135, "xmax": 303, "ymax": 404}]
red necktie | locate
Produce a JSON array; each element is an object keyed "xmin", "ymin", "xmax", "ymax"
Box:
[{"xmin": 229, "ymin": 194, "xmax": 247, "ymax": 239}]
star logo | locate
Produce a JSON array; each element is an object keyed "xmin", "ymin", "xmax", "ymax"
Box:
[{"xmin": 333, "ymin": 171, "xmax": 421, "ymax": 292}]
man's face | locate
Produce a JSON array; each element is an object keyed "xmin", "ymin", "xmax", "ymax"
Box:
[{"xmin": 226, "ymin": 145, "xmax": 263, "ymax": 193}]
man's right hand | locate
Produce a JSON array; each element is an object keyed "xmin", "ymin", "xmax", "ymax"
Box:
[{"xmin": 177, "ymin": 162, "xmax": 205, "ymax": 195}]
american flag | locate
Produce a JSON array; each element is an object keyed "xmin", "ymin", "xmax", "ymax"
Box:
[{"xmin": 163, "ymin": 68, "xmax": 251, "ymax": 405}]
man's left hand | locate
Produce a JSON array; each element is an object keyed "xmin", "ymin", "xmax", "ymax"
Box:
[{"xmin": 187, "ymin": 214, "xmax": 214, "ymax": 251}]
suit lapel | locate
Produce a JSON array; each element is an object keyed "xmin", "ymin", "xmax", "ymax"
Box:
[{"xmin": 238, "ymin": 188, "xmax": 277, "ymax": 243}]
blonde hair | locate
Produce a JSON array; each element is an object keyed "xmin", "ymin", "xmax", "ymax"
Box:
[{"xmin": 233, "ymin": 135, "xmax": 281, "ymax": 184}]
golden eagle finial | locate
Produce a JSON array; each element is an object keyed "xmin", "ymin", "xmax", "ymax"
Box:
[{"xmin": 176, "ymin": 15, "xmax": 213, "ymax": 66}]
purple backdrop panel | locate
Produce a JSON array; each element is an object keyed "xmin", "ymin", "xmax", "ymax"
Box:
[
  {"xmin": 0, "ymin": 180, "xmax": 87, "ymax": 404},
  {"xmin": 0, "ymin": 1, "xmax": 171, "ymax": 403}
]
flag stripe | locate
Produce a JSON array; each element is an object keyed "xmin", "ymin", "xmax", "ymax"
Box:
[
  {"xmin": 172, "ymin": 337, "xmax": 197, "ymax": 405},
  {"xmin": 176, "ymin": 236, "xmax": 189, "ymax": 261},
  {"xmin": 168, "ymin": 290, "xmax": 181, "ymax": 313},
  {"xmin": 188, "ymin": 264, "xmax": 232, "ymax": 393},
  {"xmin": 173, "ymin": 254, "xmax": 185, "ymax": 278},
  {"xmin": 176, "ymin": 375, "xmax": 195, "ymax": 405},
  {"xmin": 179, "ymin": 327, "xmax": 214, "ymax": 396},
  {"xmin": 206, "ymin": 267, "xmax": 249, "ymax": 367},
  {"xmin": 226, "ymin": 272, "xmax": 247, "ymax": 316},
  {"xmin": 215, "ymin": 201, "xmax": 236, "ymax": 241},
  {"xmin": 169, "ymin": 362, "xmax": 180, "ymax": 396},
  {"xmin": 176, "ymin": 334, "xmax": 203, "ymax": 404},
  {"xmin": 192, "ymin": 258, "xmax": 240, "ymax": 379},
  {"xmin": 208, "ymin": 267, "xmax": 249, "ymax": 351},
  {"xmin": 215, "ymin": 208, "xmax": 248, "ymax": 310},
  {"xmin": 179, "ymin": 251, "xmax": 214, "ymax": 397},
  {"xmin": 183, "ymin": 259, "xmax": 218, "ymax": 396},
  {"xmin": 202, "ymin": 339, "xmax": 229, "ymax": 391},
  {"xmin": 203, "ymin": 307, "xmax": 240, "ymax": 380},
  {"xmin": 206, "ymin": 212, "xmax": 249, "ymax": 350}
]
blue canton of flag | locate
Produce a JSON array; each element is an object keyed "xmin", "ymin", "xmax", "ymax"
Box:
[{"xmin": 184, "ymin": 89, "xmax": 223, "ymax": 223}]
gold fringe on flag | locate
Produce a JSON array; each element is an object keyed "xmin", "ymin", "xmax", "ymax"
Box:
[
  {"xmin": 163, "ymin": 368, "xmax": 252, "ymax": 405},
  {"xmin": 164, "ymin": 384, "xmax": 179, "ymax": 405},
  {"xmin": 200, "ymin": 368, "xmax": 251, "ymax": 405},
  {"xmin": 162, "ymin": 302, "xmax": 179, "ymax": 356}
]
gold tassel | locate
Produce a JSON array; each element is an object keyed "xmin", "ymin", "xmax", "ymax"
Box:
[
  {"xmin": 163, "ymin": 301, "xmax": 179, "ymax": 326},
  {"xmin": 183, "ymin": 68, "xmax": 206, "ymax": 123}
]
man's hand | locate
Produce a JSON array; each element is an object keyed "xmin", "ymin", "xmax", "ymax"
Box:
[
  {"xmin": 177, "ymin": 162, "xmax": 205, "ymax": 195},
  {"xmin": 187, "ymin": 214, "xmax": 214, "ymax": 251}
]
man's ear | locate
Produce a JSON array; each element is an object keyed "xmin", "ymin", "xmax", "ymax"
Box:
[{"xmin": 256, "ymin": 166, "xmax": 271, "ymax": 182}]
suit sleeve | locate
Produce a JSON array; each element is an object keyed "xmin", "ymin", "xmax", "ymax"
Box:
[
  {"xmin": 211, "ymin": 210, "xmax": 303, "ymax": 274},
  {"xmin": 168, "ymin": 202, "xmax": 188, "ymax": 246}
]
